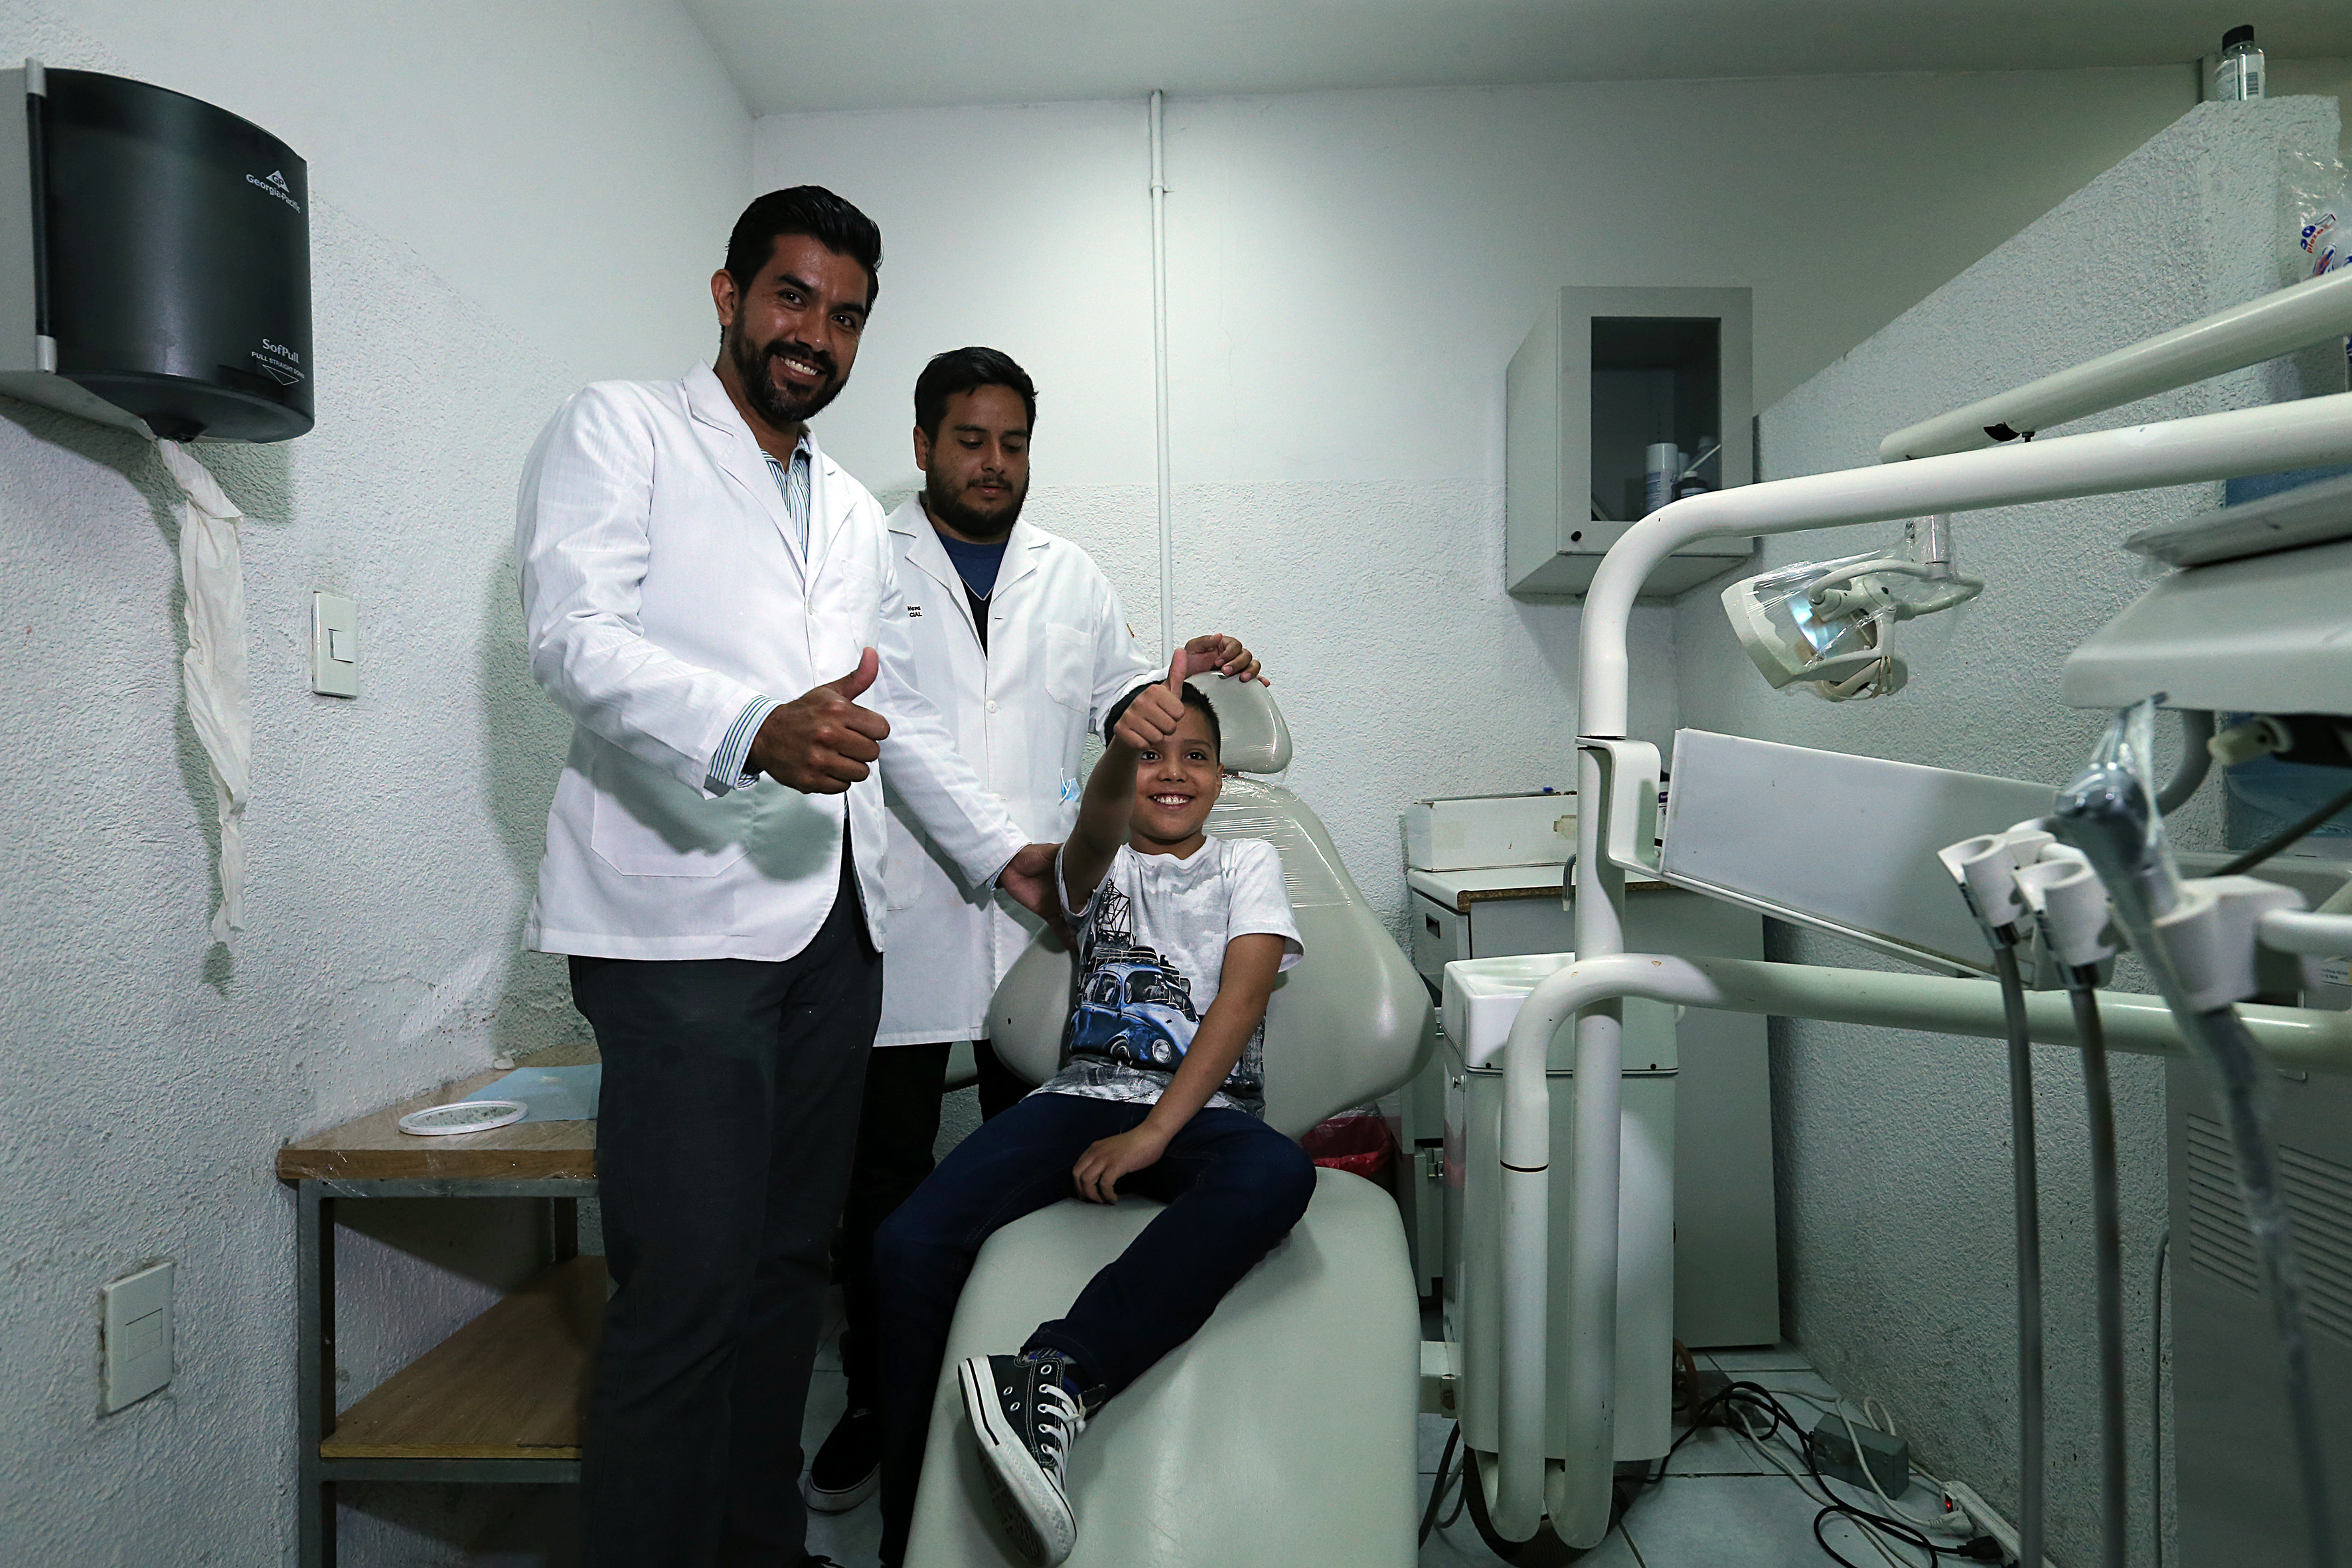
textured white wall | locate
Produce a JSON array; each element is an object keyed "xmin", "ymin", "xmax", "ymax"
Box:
[
  {"xmin": 0, "ymin": 3, "xmax": 746, "ymax": 1564},
  {"xmin": 1670, "ymin": 96, "xmax": 2345, "ymax": 1567},
  {"xmin": 44, "ymin": 0, "xmax": 750, "ymax": 381},
  {"xmin": 756, "ymin": 70, "xmax": 2197, "ymax": 938}
]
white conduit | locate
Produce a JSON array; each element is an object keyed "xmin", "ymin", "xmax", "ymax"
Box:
[
  {"xmin": 1470, "ymin": 953, "xmax": 2352, "ymax": 1079},
  {"xmin": 152, "ymin": 437, "xmax": 251, "ymax": 942},
  {"xmin": 1502, "ymin": 387, "xmax": 2352, "ymax": 1551},
  {"xmin": 1148, "ymin": 89, "xmax": 1175, "ymax": 658}
]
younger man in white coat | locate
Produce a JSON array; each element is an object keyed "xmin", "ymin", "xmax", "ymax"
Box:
[{"xmin": 807, "ymin": 348, "xmax": 1261, "ymax": 1513}]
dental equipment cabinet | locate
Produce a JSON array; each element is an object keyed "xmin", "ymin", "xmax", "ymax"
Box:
[
  {"xmin": 1459, "ymin": 216, "xmax": 2352, "ymax": 1563},
  {"xmin": 1397, "ymin": 821, "xmax": 1780, "ymax": 1349}
]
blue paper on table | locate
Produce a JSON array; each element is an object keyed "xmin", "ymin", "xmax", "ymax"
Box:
[{"xmin": 478, "ymin": 1064, "xmax": 603, "ymax": 1123}]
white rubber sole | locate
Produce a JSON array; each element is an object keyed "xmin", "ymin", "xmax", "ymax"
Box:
[
  {"xmin": 958, "ymin": 1356, "xmax": 1077, "ymax": 1565},
  {"xmin": 800, "ymin": 1462, "xmax": 879, "ymax": 1514}
]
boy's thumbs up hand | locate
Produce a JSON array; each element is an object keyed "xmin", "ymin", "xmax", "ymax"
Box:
[
  {"xmin": 750, "ymin": 647, "xmax": 892, "ymax": 794},
  {"xmin": 1114, "ymin": 641, "xmax": 1219, "ymax": 751}
]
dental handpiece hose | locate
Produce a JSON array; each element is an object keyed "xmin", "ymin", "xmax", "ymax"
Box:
[
  {"xmin": 2055, "ymin": 721, "xmax": 2335, "ymax": 1568},
  {"xmin": 2181, "ymin": 1002, "xmax": 2335, "ymax": 1568},
  {"xmin": 2063, "ymin": 967, "xmax": 2128, "ymax": 1568},
  {"xmin": 1991, "ymin": 939, "xmax": 2048, "ymax": 1568}
]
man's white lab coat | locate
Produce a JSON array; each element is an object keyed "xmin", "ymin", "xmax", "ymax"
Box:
[
  {"xmin": 875, "ymin": 497, "xmax": 1159, "ymax": 1045},
  {"xmin": 516, "ymin": 364, "xmax": 1026, "ymax": 963}
]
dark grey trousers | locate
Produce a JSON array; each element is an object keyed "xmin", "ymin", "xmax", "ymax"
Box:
[{"xmin": 570, "ymin": 855, "xmax": 880, "ymax": 1568}]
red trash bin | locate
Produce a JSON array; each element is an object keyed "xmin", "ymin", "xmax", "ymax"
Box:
[{"xmin": 1299, "ymin": 1111, "xmax": 1399, "ymax": 1191}]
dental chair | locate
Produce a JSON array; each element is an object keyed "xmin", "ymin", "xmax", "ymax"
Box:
[{"xmin": 905, "ymin": 673, "xmax": 1436, "ymax": 1568}]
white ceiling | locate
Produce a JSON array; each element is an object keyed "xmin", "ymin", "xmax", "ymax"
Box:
[{"xmin": 683, "ymin": 1, "xmax": 2352, "ymax": 116}]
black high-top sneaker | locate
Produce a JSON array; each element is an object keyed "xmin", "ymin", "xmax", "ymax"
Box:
[{"xmin": 957, "ymin": 1350, "xmax": 1087, "ymax": 1564}]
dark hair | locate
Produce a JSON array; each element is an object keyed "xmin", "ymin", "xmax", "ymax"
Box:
[
  {"xmin": 914, "ymin": 347, "xmax": 1037, "ymax": 438},
  {"xmin": 726, "ymin": 186, "xmax": 882, "ymax": 305},
  {"xmin": 1178, "ymin": 682, "xmax": 1221, "ymax": 755}
]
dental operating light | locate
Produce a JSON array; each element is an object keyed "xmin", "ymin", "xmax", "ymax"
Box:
[{"xmin": 1721, "ymin": 516, "xmax": 1983, "ymax": 700}]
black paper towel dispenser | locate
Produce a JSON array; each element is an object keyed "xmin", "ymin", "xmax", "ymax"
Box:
[{"xmin": 0, "ymin": 60, "xmax": 311, "ymax": 441}]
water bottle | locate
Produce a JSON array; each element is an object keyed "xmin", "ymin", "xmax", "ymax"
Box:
[
  {"xmin": 1643, "ymin": 443, "xmax": 1681, "ymax": 514},
  {"xmin": 2213, "ymin": 25, "xmax": 2264, "ymax": 102}
]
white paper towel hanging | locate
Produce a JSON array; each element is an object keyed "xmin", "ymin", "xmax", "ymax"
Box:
[{"xmin": 153, "ymin": 439, "xmax": 250, "ymax": 941}]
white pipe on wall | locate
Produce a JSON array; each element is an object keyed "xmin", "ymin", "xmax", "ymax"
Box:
[
  {"xmin": 1879, "ymin": 266, "xmax": 2352, "ymax": 461},
  {"xmin": 1519, "ymin": 387, "xmax": 2352, "ymax": 1549},
  {"xmin": 1148, "ymin": 90, "xmax": 1174, "ymax": 657}
]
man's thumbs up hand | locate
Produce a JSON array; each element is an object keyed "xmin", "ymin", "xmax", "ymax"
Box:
[
  {"xmin": 751, "ymin": 646, "xmax": 892, "ymax": 794},
  {"xmin": 831, "ymin": 645, "xmax": 880, "ymax": 703}
]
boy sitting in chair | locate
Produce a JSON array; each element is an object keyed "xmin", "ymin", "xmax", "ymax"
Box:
[{"xmin": 872, "ymin": 649, "xmax": 1312, "ymax": 1567}]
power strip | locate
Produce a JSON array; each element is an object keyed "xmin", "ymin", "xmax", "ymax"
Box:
[{"xmin": 1808, "ymin": 1411, "xmax": 1911, "ymax": 1496}]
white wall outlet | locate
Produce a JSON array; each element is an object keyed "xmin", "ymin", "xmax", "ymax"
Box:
[
  {"xmin": 311, "ymin": 591, "xmax": 358, "ymax": 698},
  {"xmin": 101, "ymin": 1260, "xmax": 173, "ymax": 1413}
]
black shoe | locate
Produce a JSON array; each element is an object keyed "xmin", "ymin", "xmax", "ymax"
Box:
[
  {"xmin": 958, "ymin": 1353, "xmax": 1085, "ymax": 1565},
  {"xmin": 802, "ymin": 1405, "xmax": 881, "ymax": 1514}
]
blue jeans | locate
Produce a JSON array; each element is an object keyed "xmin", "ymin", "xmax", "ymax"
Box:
[{"xmin": 872, "ymin": 1091, "xmax": 1316, "ymax": 1564}]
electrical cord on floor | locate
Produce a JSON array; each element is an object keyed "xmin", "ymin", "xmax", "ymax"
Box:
[
  {"xmin": 2152, "ymin": 1229, "xmax": 2170, "ymax": 1568},
  {"xmin": 1992, "ymin": 943, "xmax": 2048, "ymax": 1568},
  {"xmin": 1419, "ymin": 1421, "xmax": 1462, "ymax": 1545},
  {"xmin": 2215, "ymin": 777, "xmax": 2352, "ymax": 875},
  {"xmin": 1666, "ymin": 1380, "xmax": 1976, "ymax": 1568},
  {"xmin": 2067, "ymin": 973, "xmax": 2128, "ymax": 1568}
]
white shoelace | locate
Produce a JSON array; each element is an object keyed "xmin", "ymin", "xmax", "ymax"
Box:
[{"xmin": 1035, "ymin": 1381, "xmax": 1087, "ymax": 1482}]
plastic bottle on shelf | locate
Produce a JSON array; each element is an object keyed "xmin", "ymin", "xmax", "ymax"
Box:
[
  {"xmin": 1643, "ymin": 443, "xmax": 1681, "ymax": 514},
  {"xmin": 2213, "ymin": 25, "xmax": 2264, "ymax": 102}
]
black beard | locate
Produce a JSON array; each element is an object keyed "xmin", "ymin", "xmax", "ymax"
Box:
[
  {"xmin": 923, "ymin": 470, "xmax": 1026, "ymax": 542},
  {"xmin": 726, "ymin": 324, "xmax": 845, "ymax": 429}
]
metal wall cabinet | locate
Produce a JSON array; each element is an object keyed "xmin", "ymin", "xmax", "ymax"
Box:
[
  {"xmin": 1506, "ymin": 285, "xmax": 1755, "ymax": 599},
  {"xmin": 1402, "ymin": 868, "xmax": 1779, "ymax": 1347}
]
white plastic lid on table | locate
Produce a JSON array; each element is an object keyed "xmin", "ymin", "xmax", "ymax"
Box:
[{"xmin": 1440, "ymin": 953, "xmax": 1677, "ymax": 1074}]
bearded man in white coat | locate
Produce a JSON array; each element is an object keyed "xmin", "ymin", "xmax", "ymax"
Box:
[
  {"xmin": 516, "ymin": 194, "xmax": 1073, "ymax": 1568},
  {"xmin": 803, "ymin": 347, "xmax": 1261, "ymax": 1516}
]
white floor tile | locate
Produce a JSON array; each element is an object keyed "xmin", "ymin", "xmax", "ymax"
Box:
[
  {"xmin": 805, "ymin": 1498, "xmax": 884, "ymax": 1568},
  {"xmin": 1737, "ymin": 1368, "xmax": 1843, "ymax": 1411},
  {"xmin": 1414, "ymin": 1464, "xmax": 1644, "ymax": 1566},
  {"xmin": 1658, "ymin": 1421, "xmax": 1790, "ymax": 1479},
  {"xmin": 1620, "ymin": 1474, "xmax": 1836, "ymax": 1565},
  {"xmin": 1702, "ymin": 1344, "xmax": 1815, "ymax": 1373},
  {"xmin": 805, "ymin": 1366, "xmax": 850, "ymax": 1439}
]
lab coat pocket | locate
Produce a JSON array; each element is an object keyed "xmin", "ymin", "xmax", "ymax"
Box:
[
  {"xmin": 588, "ymin": 750, "xmax": 755, "ymax": 878},
  {"xmin": 1043, "ymin": 623, "xmax": 1090, "ymax": 711}
]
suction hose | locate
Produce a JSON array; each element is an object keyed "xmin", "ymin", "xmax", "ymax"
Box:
[
  {"xmin": 2067, "ymin": 975, "xmax": 2128, "ymax": 1568},
  {"xmin": 1990, "ymin": 941, "xmax": 2048, "ymax": 1568}
]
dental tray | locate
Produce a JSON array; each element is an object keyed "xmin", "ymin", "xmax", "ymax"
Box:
[{"xmin": 2124, "ymin": 469, "xmax": 2352, "ymax": 568}]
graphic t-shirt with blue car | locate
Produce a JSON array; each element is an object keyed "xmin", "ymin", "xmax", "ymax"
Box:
[{"xmin": 1038, "ymin": 835, "xmax": 1303, "ymax": 1119}]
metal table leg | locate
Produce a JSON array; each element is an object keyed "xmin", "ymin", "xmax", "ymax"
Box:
[
  {"xmin": 296, "ymin": 1181, "xmax": 337, "ymax": 1568},
  {"xmin": 549, "ymin": 1196, "xmax": 579, "ymax": 1265}
]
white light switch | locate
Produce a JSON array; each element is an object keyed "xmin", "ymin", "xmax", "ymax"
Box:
[
  {"xmin": 311, "ymin": 591, "xmax": 358, "ymax": 698},
  {"xmin": 101, "ymin": 1261, "xmax": 173, "ymax": 1413}
]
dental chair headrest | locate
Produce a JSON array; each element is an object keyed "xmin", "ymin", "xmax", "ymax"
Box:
[{"xmin": 1191, "ymin": 672, "xmax": 1291, "ymax": 774}]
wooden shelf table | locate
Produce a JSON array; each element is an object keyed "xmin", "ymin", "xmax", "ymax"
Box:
[{"xmin": 277, "ymin": 1048, "xmax": 599, "ymax": 1568}]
